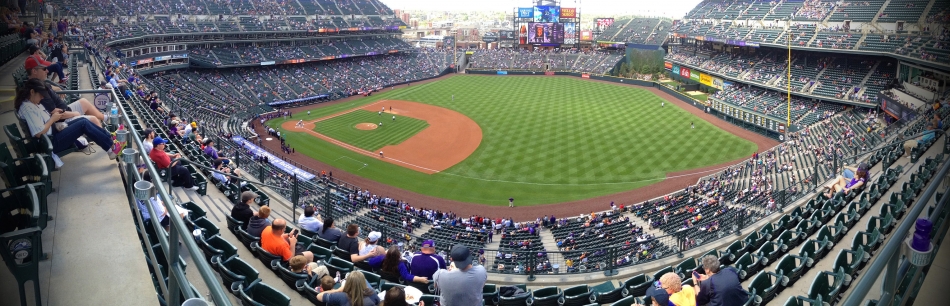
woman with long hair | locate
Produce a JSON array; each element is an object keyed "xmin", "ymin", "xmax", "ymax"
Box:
[
  {"xmin": 319, "ymin": 217, "xmax": 343, "ymax": 243},
  {"xmin": 381, "ymin": 286, "xmax": 423, "ymax": 306},
  {"xmin": 372, "ymin": 246, "xmax": 427, "ymax": 284},
  {"xmin": 317, "ymin": 270, "xmax": 380, "ymax": 306},
  {"xmin": 15, "ymin": 78, "xmax": 120, "ymax": 159}
]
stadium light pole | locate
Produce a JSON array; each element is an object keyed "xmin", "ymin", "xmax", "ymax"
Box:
[{"xmin": 786, "ymin": 29, "xmax": 791, "ymax": 131}]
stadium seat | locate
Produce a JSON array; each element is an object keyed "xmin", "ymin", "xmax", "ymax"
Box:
[
  {"xmin": 235, "ymin": 226, "xmax": 261, "ymax": 249},
  {"xmin": 676, "ymin": 257, "xmax": 699, "ymax": 281},
  {"xmin": 307, "ymin": 244, "xmax": 334, "ymax": 262},
  {"xmin": 748, "ymin": 271, "xmax": 782, "ymax": 305},
  {"xmin": 181, "ymin": 201, "xmax": 207, "ymax": 221},
  {"xmin": 783, "ymin": 295, "xmax": 824, "ymax": 306},
  {"xmin": 775, "ymin": 230, "xmax": 803, "ymax": 250},
  {"xmin": 483, "ymin": 284, "xmax": 500, "ymax": 306},
  {"xmin": 530, "ymin": 287, "xmax": 564, "ymax": 306},
  {"xmin": 621, "ymin": 273, "xmax": 653, "ymax": 297},
  {"xmin": 722, "ymin": 240, "xmax": 746, "ymax": 265},
  {"xmin": 852, "ymin": 229, "xmax": 882, "ymax": 253},
  {"xmin": 250, "ymin": 242, "xmax": 283, "ymax": 271},
  {"xmin": 806, "ymin": 268, "xmax": 847, "ymax": 304},
  {"xmin": 833, "ymin": 247, "xmax": 867, "ymax": 283},
  {"xmin": 275, "ymin": 264, "xmax": 309, "ymax": 292},
  {"xmin": 744, "ymin": 232, "xmax": 767, "ymax": 253},
  {"xmin": 774, "ymin": 254, "xmax": 807, "ymax": 287},
  {"xmin": 652, "ymin": 266, "xmax": 674, "ymax": 283},
  {"xmin": 609, "ymin": 296, "xmax": 636, "ymax": 306},
  {"xmin": 499, "ymin": 291, "xmax": 531, "ymax": 306},
  {"xmin": 189, "ymin": 217, "xmax": 220, "ymax": 240},
  {"xmin": 324, "ymin": 256, "xmax": 354, "ymax": 277},
  {"xmin": 419, "ymin": 295, "xmax": 440, "ymax": 306},
  {"xmin": 225, "ymin": 215, "xmax": 245, "ymax": 233},
  {"xmin": 237, "ymin": 282, "xmax": 291, "ymax": 306},
  {"xmin": 592, "ymin": 281, "xmax": 624, "ymax": 304},
  {"xmin": 213, "ymin": 257, "xmax": 260, "ymax": 293},
  {"xmin": 756, "ymin": 241, "xmax": 784, "ymax": 266},
  {"xmin": 0, "ymin": 184, "xmax": 42, "ymax": 235},
  {"xmin": 734, "ymin": 252, "xmax": 759, "ymax": 280},
  {"xmin": 198, "ymin": 235, "xmax": 238, "ymax": 263},
  {"xmin": 562, "ymin": 285, "xmax": 596, "ymax": 306},
  {"xmin": 360, "ymin": 270, "xmax": 382, "ymax": 290}
]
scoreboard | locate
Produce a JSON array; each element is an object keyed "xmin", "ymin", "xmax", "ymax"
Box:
[{"xmin": 710, "ymin": 98, "xmax": 784, "ymax": 133}]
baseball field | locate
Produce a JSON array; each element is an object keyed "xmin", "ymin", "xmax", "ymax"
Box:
[{"xmin": 267, "ymin": 75, "xmax": 757, "ymax": 205}]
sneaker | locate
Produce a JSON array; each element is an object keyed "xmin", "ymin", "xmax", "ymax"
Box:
[
  {"xmin": 187, "ymin": 186, "xmax": 200, "ymax": 191},
  {"xmin": 81, "ymin": 146, "xmax": 96, "ymax": 155},
  {"xmin": 58, "ymin": 78, "xmax": 68, "ymax": 84},
  {"xmin": 108, "ymin": 151, "xmax": 117, "ymax": 160}
]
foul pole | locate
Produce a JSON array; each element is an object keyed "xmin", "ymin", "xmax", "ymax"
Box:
[{"xmin": 786, "ymin": 30, "xmax": 792, "ymax": 128}]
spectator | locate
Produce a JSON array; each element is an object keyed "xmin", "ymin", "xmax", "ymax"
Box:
[
  {"xmin": 138, "ymin": 196, "xmax": 186, "ymax": 232},
  {"xmin": 260, "ymin": 219, "xmax": 315, "ymax": 262},
  {"xmin": 318, "ymin": 217, "xmax": 343, "ymax": 243},
  {"xmin": 203, "ymin": 139, "xmax": 230, "ymax": 165},
  {"xmin": 823, "ymin": 162, "xmax": 869, "ymax": 198},
  {"xmin": 210, "ymin": 159, "xmax": 237, "ymax": 185},
  {"xmin": 147, "ymin": 137, "xmax": 198, "ymax": 190},
  {"xmin": 903, "ymin": 124, "xmax": 936, "ymax": 156},
  {"xmin": 316, "ymin": 270, "xmax": 380, "ymax": 306},
  {"xmin": 360, "ymin": 231, "xmax": 385, "ymax": 256},
  {"xmin": 380, "ymin": 287, "xmax": 413, "ymax": 306},
  {"xmin": 25, "ymin": 56, "xmax": 104, "ymax": 126},
  {"xmin": 338, "ymin": 224, "xmax": 379, "ymax": 263},
  {"xmin": 247, "ymin": 206, "xmax": 272, "ymax": 236},
  {"xmin": 660, "ymin": 272, "xmax": 697, "ymax": 306},
  {"xmin": 231, "ymin": 191, "xmax": 256, "ymax": 225},
  {"xmin": 289, "ymin": 254, "xmax": 328, "ymax": 280},
  {"xmin": 433, "ymin": 244, "xmax": 487, "ymax": 306},
  {"xmin": 297, "ymin": 206, "xmax": 322, "ymax": 233},
  {"xmin": 695, "ymin": 255, "xmax": 749, "ymax": 306},
  {"xmin": 28, "ymin": 45, "xmax": 67, "ymax": 83},
  {"xmin": 15, "ymin": 79, "xmax": 118, "ymax": 159},
  {"xmin": 638, "ymin": 284, "xmax": 671, "ymax": 306},
  {"xmin": 141, "ymin": 128, "xmax": 156, "ymax": 154},
  {"xmin": 409, "ymin": 240, "xmax": 446, "ymax": 280},
  {"xmin": 369, "ymin": 246, "xmax": 428, "ymax": 284}
]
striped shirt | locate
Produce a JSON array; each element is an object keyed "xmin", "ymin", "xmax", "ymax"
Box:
[{"xmin": 17, "ymin": 101, "xmax": 52, "ymax": 137}]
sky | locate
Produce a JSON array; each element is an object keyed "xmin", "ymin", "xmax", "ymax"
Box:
[{"xmin": 380, "ymin": 0, "xmax": 705, "ymax": 18}]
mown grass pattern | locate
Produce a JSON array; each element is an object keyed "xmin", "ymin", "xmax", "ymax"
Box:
[
  {"xmin": 313, "ymin": 110, "xmax": 429, "ymax": 151},
  {"xmin": 269, "ymin": 75, "xmax": 756, "ymax": 205}
]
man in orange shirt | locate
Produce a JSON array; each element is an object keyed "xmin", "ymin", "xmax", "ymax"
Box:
[{"xmin": 260, "ymin": 219, "xmax": 314, "ymax": 263}]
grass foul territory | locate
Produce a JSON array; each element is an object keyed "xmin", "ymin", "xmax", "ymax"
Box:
[
  {"xmin": 313, "ymin": 110, "xmax": 430, "ymax": 151},
  {"xmin": 269, "ymin": 75, "xmax": 757, "ymax": 205}
]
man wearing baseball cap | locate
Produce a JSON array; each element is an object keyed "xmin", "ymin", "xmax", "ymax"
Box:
[
  {"xmin": 637, "ymin": 284, "xmax": 672, "ymax": 306},
  {"xmin": 147, "ymin": 137, "xmax": 199, "ymax": 191},
  {"xmin": 409, "ymin": 240, "xmax": 446, "ymax": 281},
  {"xmin": 27, "ymin": 45, "xmax": 67, "ymax": 83},
  {"xmin": 433, "ymin": 244, "xmax": 487, "ymax": 306}
]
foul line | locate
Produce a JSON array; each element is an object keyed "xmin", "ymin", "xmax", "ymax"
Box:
[{"xmin": 434, "ymin": 162, "xmax": 739, "ymax": 186}]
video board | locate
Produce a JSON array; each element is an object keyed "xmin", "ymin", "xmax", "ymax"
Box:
[
  {"xmin": 499, "ymin": 30, "xmax": 516, "ymax": 40},
  {"xmin": 527, "ymin": 22, "xmax": 564, "ymax": 44},
  {"xmin": 595, "ymin": 18, "xmax": 615, "ymax": 32},
  {"xmin": 533, "ymin": 6, "xmax": 560, "ymax": 22},
  {"xmin": 563, "ymin": 23, "xmax": 577, "ymax": 44}
]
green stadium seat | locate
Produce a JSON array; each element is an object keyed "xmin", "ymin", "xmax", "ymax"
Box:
[
  {"xmin": 197, "ymin": 234, "xmax": 238, "ymax": 264},
  {"xmin": 783, "ymin": 295, "xmax": 824, "ymax": 306},
  {"xmin": 748, "ymin": 271, "xmax": 782, "ymax": 305},
  {"xmin": 275, "ymin": 264, "xmax": 308, "ymax": 291},
  {"xmin": 676, "ymin": 257, "xmax": 699, "ymax": 281},
  {"xmin": 734, "ymin": 252, "xmax": 759, "ymax": 280},
  {"xmin": 852, "ymin": 229, "xmax": 882, "ymax": 253},
  {"xmin": 307, "ymin": 244, "xmax": 333, "ymax": 262},
  {"xmin": 774, "ymin": 254, "xmax": 807, "ymax": 287},
  {"xmin": 609, "ymin": 296, "xmax": 636, "ymax": 306},
  {"xmin": 756, "ymin": 241, "xmax": 784, "ymax": 265},
  {"xmin": 324, "ymin": 256, "xmax": 353, "ymax": 277},
  {"xmin": 652, "ymin": 266, "xmax": 674, "ymax": 283},
  {"xmin": 238, "ymin": 282, "xmax": 290, "ymax": 306},
  {"xmin": 530, "ymin": 286, "xmax": 564, "ymax": 306},
  {"xmin": 250, "ymin": 242, "xmax": 283, "ymax": 271},
  {"xmin": 483, "ymin": 284, "xmax": 500, "ymax": 306},
  {"xmin": 833, "ymin": 247, "xmax": 866, "ymax": 284},
  {"xmin": 592, "ymin": 280, "xmax": 623, "ymax": 304},
  {"xmin": 775, "ymin": 229, "xmax": 803, "ymax": 250},
  {"xmin": 621, "ymin": 273, "xmax": 652, "ymax": 297},
  {"xmin": 235, "ymin": 226, "xmax": 261, "ymax": 249},
  {"xmin": 806, "ymin": 268, "xmax": 846, "ymax": 304},
  {"xmin": 225, "ymin": 214, "xmax": 244, "ymax": 234},
  {"xmin": 562, "ymin": 285, "xmax": 595, "ymax": 306}
]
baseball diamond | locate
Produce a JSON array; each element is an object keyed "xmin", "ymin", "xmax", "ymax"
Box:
[{"xmin": 268, "ymin": 75, "xmax": 760, "ymax": 205}]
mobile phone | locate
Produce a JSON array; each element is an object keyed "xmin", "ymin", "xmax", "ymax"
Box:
[{"xmin": 693, "ymin": 271, "xmax": 701, "ymax": 280}]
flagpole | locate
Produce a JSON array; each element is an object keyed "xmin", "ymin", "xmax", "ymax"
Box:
[{"xmin": 786, "ymin": 30, "xmax": 791, "ymax": 129}]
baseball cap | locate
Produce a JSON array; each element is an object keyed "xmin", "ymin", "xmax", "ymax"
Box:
[
  {"xmin": 28, "ymin": 45, "xmax": 39, "ymax": 54},
  {"xmin": 191, "ymin": 122, "xmax": 197, "ymax": 128},
  {"xmin": 367, "ymin": 231, "xmax": 381, "ymax": 242},
  {"xmin": 646, "ymin": 283, "xmax": 671, "ymax": 306},
  {"xmin": 152, "ymin": 137, "xmax": 167, "ymax": 146},
  {"xmin": 25, "ymin": 55, "xmax": 52, "ymax": 71},
  {"xmin": 449, "ymin": 244, "xmax": 473, "ymax": 268},
  {"xmin": 421, "ymin": 240, "xmax": 435, "ymax": 248},
  {"xmin": 240, "ymin": 191, "xmax": 258, "ymax": 204}
]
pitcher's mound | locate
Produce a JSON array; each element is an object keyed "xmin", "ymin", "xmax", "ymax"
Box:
[{"xmin": 355, "ymin": 123, "xmax": 378, "ymax": 130}]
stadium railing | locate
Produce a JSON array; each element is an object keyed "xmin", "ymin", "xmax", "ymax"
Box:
[{"xmin": 104, "ymin": 85, "xmax": 233, "ymax": 306}]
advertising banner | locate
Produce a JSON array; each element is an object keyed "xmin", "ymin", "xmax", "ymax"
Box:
[
  {"xmin": 527, "ymin": 23, "xmax": 564, "ymax": 44},
  {"xmin": 154, "ymin": 56, "xmax": 170, "ymax": 61},
  {"xmin": 700, "ymin": 73, "xmax": 713, "ymax": 86},
  {"xmin": 582, "ymin": 73, "xmax": 590, "ymax": 78},
  {"xmin": 499, "ymin": 30, "xmax": 516, "ymax": 40},
  {"xmin": 517, "ymin": 8, "xmax": 534, "ymax": 18},
  {"xmin": 232, "ymin": 136, "xmax": 316, "ymax": 181},
  {"xmin": 171, "ymin": 54, "xmax": 189, "ymax": 59},
  {"xmin": 544, "ymin": 71, "xmax": 555, "ymax": 75},
  {"xmin": 712, "ymin": 77, "xmax": 724, "ymax": 90},
  {"xmin": 680, "ymin": 67, "xmax": 690, "ymax": 78},
  {"xmin": 690, "ymin": 71, "xmax": 701, "ymax": 82},
  {"xmin": 560, "ymin": 8, "xmax": 577, "ymax": 18},
  {"xmin": 664, "ymin": 62, "xmax": 673, "ymax": 70},
  {"xmin": 672, "ymin": 64, "xmax": 680, "ymax": 75},
  {"xmin": 580, "ymin": 30, "xmax": 592, "ymax": 41},
  {"xmin": 497, "ymin": 71, "xmax": 508, "ymax": 75},
  {"xmin": 595, "ymin": 18, "xmax": 614, "ymax": 32},
  {"xmin": 534, "ymin": 6, "xmax": 560, "ymax": 22},
  {"xmin": 137, "ymin": 58, "xmax": 153, "ymax": 65}
]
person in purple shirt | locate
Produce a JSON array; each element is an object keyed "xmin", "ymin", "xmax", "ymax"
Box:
[
  {"xmin": 203, "ymin": 139, "xmax": 230, "ymax": 165},
  {"xmin": 368, "ymin": 246, "xmax": 428, "ymax": 284}
]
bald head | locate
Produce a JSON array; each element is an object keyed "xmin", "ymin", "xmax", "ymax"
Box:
[{"xmin": 272, "ymin": 219, "xmax": 287, "ymax": 233}]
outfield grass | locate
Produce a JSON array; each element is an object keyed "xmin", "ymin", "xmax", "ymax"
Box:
[
  {"xmin": 313, "ymin": 110, "xmax": 429, "ymax": 151},
  {"xmin": 269, "ymin": 75, "xmax": 757, "ymax": 205}
]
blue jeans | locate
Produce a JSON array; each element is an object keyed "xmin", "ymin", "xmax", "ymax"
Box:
[
  {"xmin": 51, "ymin": 118, "xmax": 112, "ymax": 153},
  {"xmin": 842, "ymin": 169, "xmax": 855, "ymax": 180},
  {"xmin": 46, "ymin": 62, "xmax": 66, "ymax": 80}
]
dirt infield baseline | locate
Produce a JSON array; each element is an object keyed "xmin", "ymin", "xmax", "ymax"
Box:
[{"xmin": 281, "ymin": 100, "xmax": 482, "ymax": 174}]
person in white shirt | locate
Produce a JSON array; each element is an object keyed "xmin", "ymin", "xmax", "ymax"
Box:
[{"xmin": 297, "ymin": 206, "xmax": 323, "ymax": 233}]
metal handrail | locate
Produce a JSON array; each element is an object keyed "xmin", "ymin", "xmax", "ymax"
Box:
[
  {"xmin": 841, "ymin": 151, "xmax": 950, "ymax": 306},
  {"xmin": 108, "ymin": 86, "xmax": 233, "ymax": 305}
]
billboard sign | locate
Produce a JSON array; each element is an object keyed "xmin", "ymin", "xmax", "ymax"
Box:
[
  {"xmin": 680, "ymin": 67, "xmax": 690, "ymax": 78},
  {"xmin": 700, "ymin": 73, "xmax": 713, "ymax": 86},
  {"xmin": 560, "ymin": 8, "xmax": 577, "ymax": 18},
  {"xmin": 534, "ymin": 6, "xmax": 560, "ymax": 22},
  {"xmin": 499, "ymin": 30, "xmax": 516, "ymax": 40},
  {"xmin": 664, "ymin": 62, "xmax": 672, "ymax": 70},
  {"xmin": 690, "ymin": 71, "xmax": 701, "ymax": 82},
  {"xmin": 580, "ymin": 30, "xmax": 592, "ymax": 41},
  {"xmin": 672, "ymin": 64, "xmax": 680, "ymax": 75},
  {"xmin": 712, "ymin": 77, "xmax": 724, "ymax": 90},
  {"xmin": 517, "ymin": 8, "xmax": 534, "ymax": 18}
]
